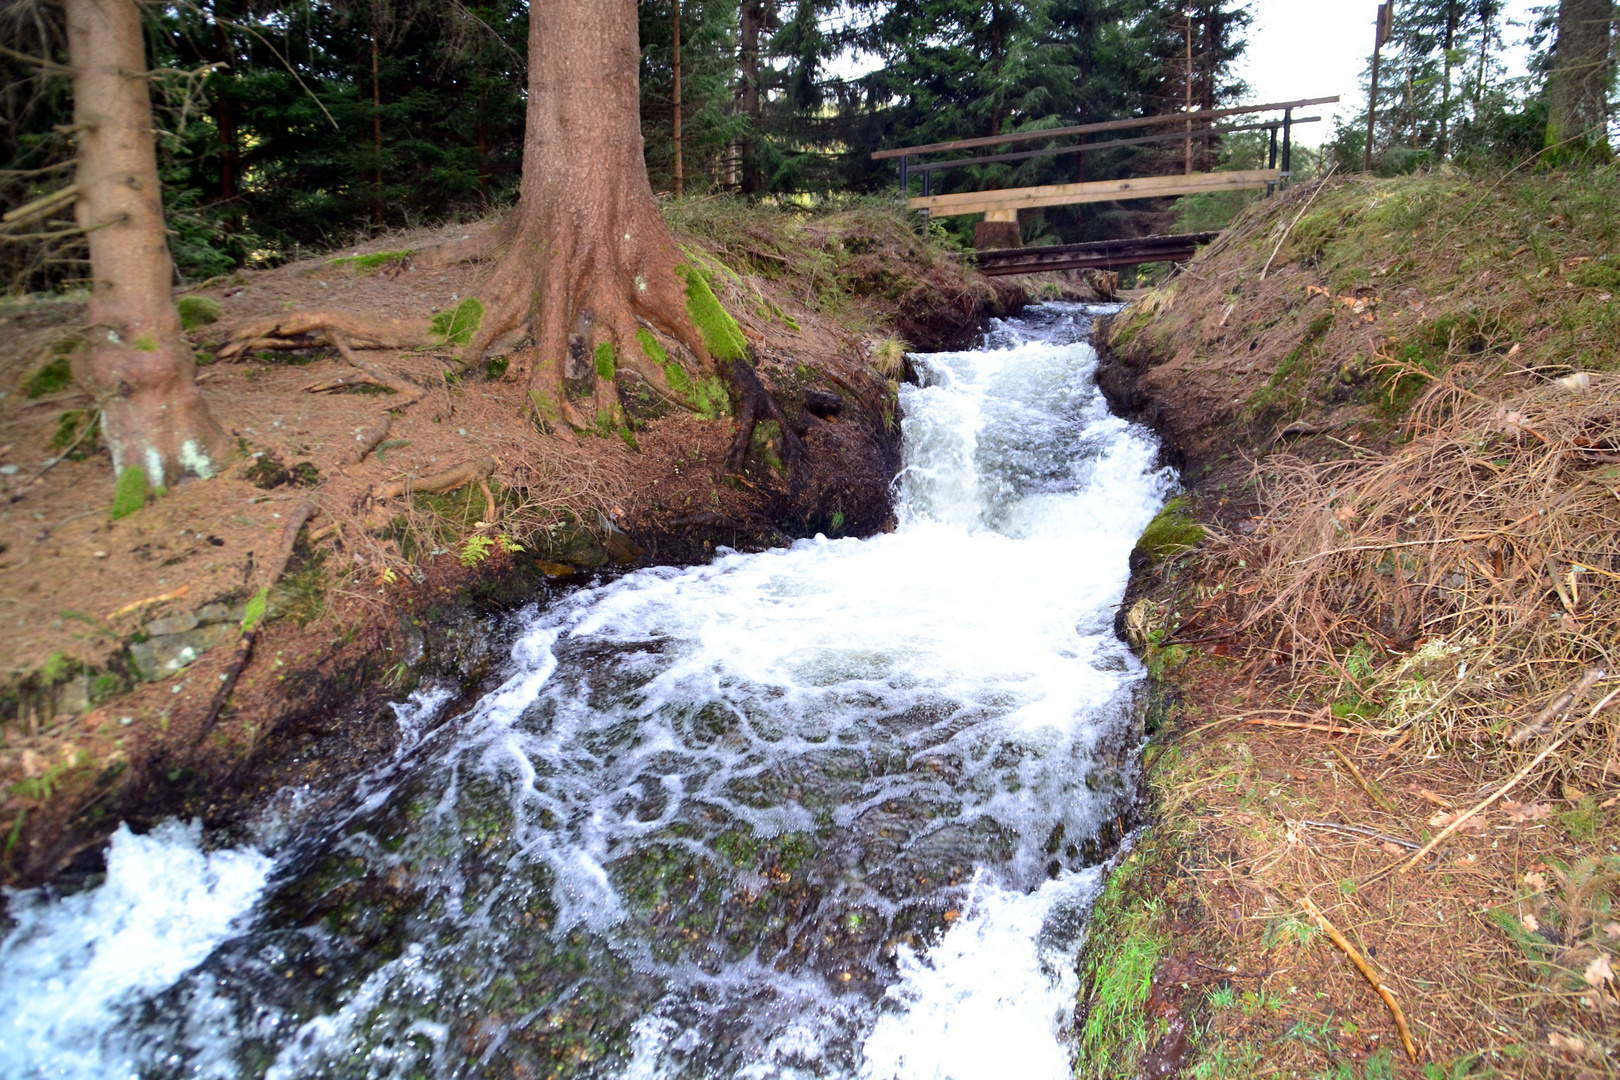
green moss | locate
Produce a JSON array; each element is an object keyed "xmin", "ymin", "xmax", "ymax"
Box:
[
  {"xmin": 328, "ymin": 249, "xmax": 415, "ymax": 273},
  {"xmin": 132, "ymin": 335, "xmax": 159, "ymax": 352},
  {"xmin": 1134, "ymin": 497, "xmax": 1205, "ymax": 564},
  {"xmin": 51, "ymin": 409, "xmax": 101, "ymax": 461},
  {"xmin": 429, "ymin": 297, "xmax": 484, "ymax": 348},
  {"xmin": 1560, "ymin": 796, "xmax": 1598, "ymax": 841},
  {"xmin": 176, "ymin": 295, "xmax": 222, "ymax": 330},
  {"xmin": 675, "ymin": 264, "xmax": 747, "ymax": 363},
  {"xmin": 40, "ymin": 650, "xmax": 75, "ymax": 685},
  {"xmin": 240, "ymin": 586, "xmax": 270, "ymax": 633},
  {"xmin": 749, "ymin": 419, "xmax": 785, "ymax": 475},
  {"xmin": 693, "ymin": 375, "xmax": 731, "ymax": 420},
  {"xmin": 24, "ymin": 356, "xmax": 72, "ymax": 398},
  {"xmin": 485, "ymin": 355, "xmax": 509, "ymax": 379},
  {"xmin": 1077, "ymin": 852, "xmax": 1168, "ymax": 1077},
  {"xmin": 110, "ymin": 466, "xmax": 149, "ymax": 519},
  {"xmin": 636, "ymin": 327, "xmax": 669, "ymax": 366},
  {"xmin": 594, "ymin": 341, "xmax": 616, "ymax": 380}
]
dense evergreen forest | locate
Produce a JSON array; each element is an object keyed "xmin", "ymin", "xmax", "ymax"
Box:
[{"xmin": 4, "ymin": 0, "xmax": 1603, "ymax": 298}]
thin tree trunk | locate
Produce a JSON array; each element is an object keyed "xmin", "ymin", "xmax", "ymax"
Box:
[
  {"xmin": 371, "ymin": 32, "xmax": 383, "ymax": 225},
  {"xmin": 673, "ymin": 0, "xmax": 683, "ymax": 197},
  {"xmin": 211, "ymin": 5, "xmax": 237, "ymax": 202},
  {"xmin": 739, "ymin": 0, "xmax": 764, "ymax": 193},
  {"xmin": 1184, "ymin": 6, "xmax": 1193, "ymax": 174},
  {"xmin": 476, "ymin": 86, "xmax": 490, "ymax": 201},
  {"xmin": 1545, "ymin": 0, "xmax": 1615, "ymax": 151},
  {"xmin": 1439, "ymin": 4, "xmax": 1456, "ymax": 156},
  {"xmin": 66, "ymin": 0, "xmax": 227, "ymax": 490},
  {"xmin": 1475, "ymin": 7, "xmax": 1490, "ymax": 105}
]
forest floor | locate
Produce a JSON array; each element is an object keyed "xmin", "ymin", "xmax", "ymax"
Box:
[
  {"xmin": 1084, "ymin": 168, "xmax": 1620, "ymax": 1079},
  {"xmin": 0, "ymin": 196, "xmax": 1068, "ymax": 885}
]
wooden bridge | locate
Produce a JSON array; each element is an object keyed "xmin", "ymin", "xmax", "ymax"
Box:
[{"xmin": 874, "ymin": 96, "xmax": 1337, "ymax": 262}]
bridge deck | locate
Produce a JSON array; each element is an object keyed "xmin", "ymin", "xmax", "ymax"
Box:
[
  {"xmin": 909, "ymin": 168, "xmax": 1279, "ymax": 217},
  {"xmin": 973, "ymin": 232, "xmax": 1219, "ymax": 276}
]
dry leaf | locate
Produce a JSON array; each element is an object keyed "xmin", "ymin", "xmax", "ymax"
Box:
[
  {"xmin": 1521, "ymin": 912, "xmax": 1541, "ymax": 933},
  {"xmin": 1502, "ymin": 801, "xmax": 1554, "ymax": 823},
  {"xmin": 1585, "ymin": 953, "xmax": 1615, "ymax": 987},
  {"xmin": 1525, "ymin": 871, "xmax": 1549, "ymax": 892},
  {"xmin": 1603, "ymin": 922, "xmax": 1620, "ymax": 941},
  {"xmin": 1563, "ymin": 783, "xmax": 1588, "ymax": 801},
  {"xmin": 1548, "ymin": 1032, "xmax": 1588, "ymax": 1056},
  {"xmin": 1428, "ymin": 810, "xmax": 1488, "ymax": 833},
  {"xmin": 1380, "ymin": 841, "xmax": 1405, "ymax": 856}
]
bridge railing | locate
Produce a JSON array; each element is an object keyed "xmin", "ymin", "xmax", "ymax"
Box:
[{"xmin": 874, "ymin": 96, "xmax": 1338, "ymax": 212}]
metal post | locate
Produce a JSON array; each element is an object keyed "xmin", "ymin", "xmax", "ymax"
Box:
[
  {"xmin": 899, "ymin": 156, "xmax": 909, "ymax": 199},
  {"xmin": 923, "ymin": 169, "xmax": 931, "ymax": 198},
  {"xmin": 1268, "ymin": 124, "xmax": 1278, "ymax": 169},
  {"xmin": 1281, "ymin": 108, "xmax": 1292, "ymax": 176}
]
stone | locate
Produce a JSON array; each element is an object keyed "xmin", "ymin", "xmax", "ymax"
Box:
[
  {"xmin": 544, "ymin": 521, "xmax": 610, "ymax": 570},
  {"xmin": 803, "ymin": 389, "xmax": 843, "ymax": 418},
  {"xmin": 194, "ymin": 603, "xmax": 238, "ymax": 625},
  {"xmin": 131, "ymin": 623, "xmax": 234, "ymax": 681},
  {"xmin": 597, "ymin": 512, "xmax": 645, "ymax": 565},
  {"xmin": 146, "ymin": 613, "xmax": 199, "ymax": 637}
]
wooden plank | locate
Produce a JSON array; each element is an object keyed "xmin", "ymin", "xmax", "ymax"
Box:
[
  {"xmin": 871, "ymin": 97, "xmax": 1339, "ymax": 160},
  {"xmin": 909, "ymin": 117, "xmax": 1319, "ymax": 175},
  {"xmin": 975, "ymin": 232, "xmax": 1220, "ymax": 265},
  {"xmin": 977, "ymin": 242, "xmax": 1206, "ymax": 276},
  {"xmin": 908, "ymin": 169, "xmax": 1279, "ymax": 218}
]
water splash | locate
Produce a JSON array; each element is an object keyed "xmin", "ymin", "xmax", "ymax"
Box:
[{"xmin": 0, "ymin": 304, "xmax": 1172, "ymax": 1079}]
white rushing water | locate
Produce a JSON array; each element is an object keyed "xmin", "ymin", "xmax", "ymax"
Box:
[{"xmin": 0, "ymin": 304, "xmax": 1173, "ymax": 1080}]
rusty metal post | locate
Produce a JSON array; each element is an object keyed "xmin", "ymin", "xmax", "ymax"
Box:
[{"xmin": 1282, "ymin": 108, "xmax": 1293, "ymax": 175}]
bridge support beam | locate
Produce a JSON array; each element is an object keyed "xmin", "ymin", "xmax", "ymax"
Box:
[
  {"xmin": 974, "ymin": 208, "xmax": 1021, "ymax": 250},
  {"xmin": 911, "ymin": 168, "xmax": 1280, "ymax": 218}
]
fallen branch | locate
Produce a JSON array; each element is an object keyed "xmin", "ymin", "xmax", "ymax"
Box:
[
  {"xmin": 200, "ymin": 499, "xmax": 318, "ymax": 736},
  {"xmin": 304, "ymin": 372, "xmax": 394, "ymax": 394},
  {"xmin": 1, "ymin": 183, "xmax": 77, "ymax": 227},
  {"xmin": 1329, "ymin": 745, "xmax": 1404, "ymax": 819},
  {"xmin": 331, "ymin": 333, "xmax": 422, "ymax": 402},
  {"xmin": 1243, "ymin": 718, "xmax": 1400, "ymax": 737},
  {"xmin": 350, "ymin": 413, "xmax": 392, "ymax": 466},
  {"xmin": 105, "ymin": 585, "xmax": 189, "ymax": 622},
  {"xmin": 1396, "ymin": 668, "xmax": 1610, "ymax": 875},
  {"xmin": 1300, "ymin": 896, "xmax": 1419, "ymax": 1062},
  {"xmin": 1298, "ymin": 820, "xmax": 1419, "ymax": 850},
  {"xmin": 1508, "ymin": 668, "xmax": 1604, "ymax": 745},
  {"xmin": 370, "ymin": 456, "xmax": 495, "ymax": 501},
  {"xmin": 1260, "ymin": 164, "xmax": 1338, "ymax": 281}
]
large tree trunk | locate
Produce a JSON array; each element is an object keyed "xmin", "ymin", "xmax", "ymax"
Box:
[
  {"xmin": 738, "ymin": 0, "xmax": 765, "ymax": 193},
  {"xmin": 464, "ymin": 0, "xmax": 718, "ymax": 432},
  {"xmin": 67, "ymin": 0, "xmax": 227, "ymax": 490},
  {"xmin": 1545, "ymin": 0, "xmax": 1615, "ymax": 152}
]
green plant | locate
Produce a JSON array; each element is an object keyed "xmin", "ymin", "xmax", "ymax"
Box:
[
  {"xmin": 460, "ymin": 535, "xmax": 496, "ymax": 567},
  {"xmin": 50, "ymin": 409, "xmax": 102, "ymax": 461},
  {"xmin": 110, "ymin": 467, "xmax": 149, "ymax": 519},
  {"xmin": 328, "ymin": 249, "xmax": 415, "ymax": 273},
  {"xmin": 176, "ymin": 295, "xmax": 222, "ymax": 329},
  {"xmin": 870, "ymin": 336, "xmax": 907, "ymax": 377},
  {"xmin": 430, "ymin": 297, "xmax": 485, "ymax": 347},
  {"xmin": 675, "ymin": 263, "xmax": 747, "ymax": 362},
  {"xmin": 23, "ymin": 356, "xmax": 73, "ymax": 398},
  {"xmin": 1560, "ymin": 796, "xmax": 1598, "ymax": 842}
]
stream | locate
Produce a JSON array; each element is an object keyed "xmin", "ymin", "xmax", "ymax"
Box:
[{"xmin": 1, "ymin": 303, "xmax": 1174, "ymax": 1080}]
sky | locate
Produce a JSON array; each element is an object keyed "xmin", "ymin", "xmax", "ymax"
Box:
[
  {"xmin": 824, "ymin": 1, "xmax": 1549, "ymax": 148},
  {"xmin": 1235, "ymin": 0, "xmax": 1543, "ymax": 147}
]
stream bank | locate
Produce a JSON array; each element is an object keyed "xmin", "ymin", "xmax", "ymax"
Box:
[
  {"xmin": 2, "ymin": 199, "xmax": 1105, "ymax": 890},
  {"xmin": 1078, "ymin": 170, "xmax": 1620, "ymax": 1079}
]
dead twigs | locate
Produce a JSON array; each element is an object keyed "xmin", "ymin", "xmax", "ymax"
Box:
[
  {"xmin": 1329, "ymin": 745, "xmax": 1404, "ymax": 819},
  {"xmin": 1396, "ymin": 669, "xmax": 1611, "ymax": 875},
  {"xmin": 1300, "ymin": 896, "xmax": 1420, "ymax": 1062}
]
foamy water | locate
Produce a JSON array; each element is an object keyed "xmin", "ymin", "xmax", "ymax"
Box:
[{"xmin": 0, "ymin": 304, "xmax": 1172, "ymax": 1079}]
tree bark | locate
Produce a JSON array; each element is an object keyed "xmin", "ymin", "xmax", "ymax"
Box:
[
  {"xmin": 67, "ymin": 0, "xmax": 227, "ymax": 491},
  {"xmin": 462, "ymin": 0, "xmax": 716, "ymax": 431},
  {"xmin": 672, "ymin": 0, "xmax": 683, "ymax": 198},
  {"xmin": 1545, "ymin": 0, "xmax": 1615, "ymax": 152},
  {"xmin": 211, "ymin": 4, "xmax": 238, "ymax": 201},
  {"xmin": 738, "ymin": 0, "xmax": 765, "ymax": 193}
]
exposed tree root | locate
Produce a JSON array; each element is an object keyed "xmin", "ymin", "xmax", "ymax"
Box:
[
  {"xmin": 216, "ymin": 309, "xmax": 433, "ymax": 361},
  {"xmin": 725, "ymin": 357, "xmax": 808, "ymax": 487},
  {"xmin": 331, "ymin": 334, "xmax": 423, "ymax": 402},
  {"xmin": 370, "ymin": 455, "xmax": 496, "ymax": 501}
]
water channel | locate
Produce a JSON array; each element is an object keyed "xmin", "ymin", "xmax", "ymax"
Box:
[{"xmin": 1, "ymin": 303, "xmax": 1174, "ymax": 1080}]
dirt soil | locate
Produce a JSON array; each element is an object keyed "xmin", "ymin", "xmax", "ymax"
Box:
[
  {"xmin": 0, "ymin": 201, "xmax": 1061, "ymax": 887},
  {"xmin": 1084, "ymin": 171, "xmax": 1620, "ymax": 1080}
]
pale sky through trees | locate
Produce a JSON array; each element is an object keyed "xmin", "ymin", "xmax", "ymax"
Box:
[{"xmin": 1236, "ymin": 0, "xmax": 1542, "ymax": 147}]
